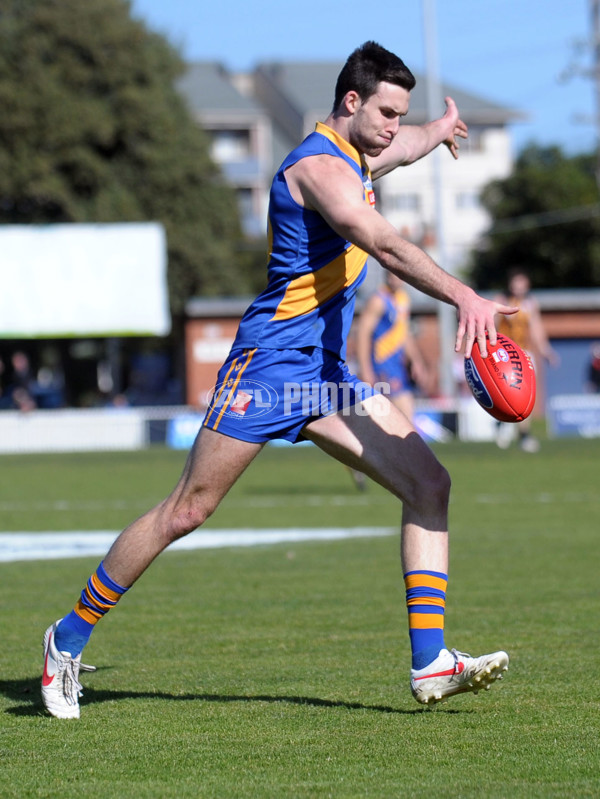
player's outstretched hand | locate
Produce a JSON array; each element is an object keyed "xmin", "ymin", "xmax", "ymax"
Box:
[
  {"xmin": 442, "ymin": 97, "xmax": 468, "ymax": 160},
  {"xmin": 455, "ymin": 294, "xmax": 518, "ymax": 359}
]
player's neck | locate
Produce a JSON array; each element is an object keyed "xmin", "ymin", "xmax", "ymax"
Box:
[{"xmin": 323, "ymin": 112, "xmax": 353, "ymax": 145}]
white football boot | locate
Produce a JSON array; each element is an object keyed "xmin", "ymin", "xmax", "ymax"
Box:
[
  {"xmin": 411, "ymin": 647, "xmax": 509, "ymax": 705},
  {"xmin": 42, "ymin": 620, "xmax": 96, "ymax": 719}
]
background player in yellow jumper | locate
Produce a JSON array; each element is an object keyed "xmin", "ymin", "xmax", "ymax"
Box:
[
  {"xmin": 42, "ymin": 41, "xmax": 516, "ymax": 719},
  {"xmin": 495, "ymin": 267, "xmax": 559, "ymax": 452}
]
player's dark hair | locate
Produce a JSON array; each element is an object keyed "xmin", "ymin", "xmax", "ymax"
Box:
[
  {"xmin": 333, "ymin": 41, "xmax": 416, "ymax": 110},
  {"xmin": 506, "ymin": 266, "xmax": 530, "ymax": 283}
]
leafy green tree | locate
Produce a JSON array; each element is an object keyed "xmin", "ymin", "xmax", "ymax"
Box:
[
  {"xmin": 0, "ymin": 0, "xmax": 261, "ymax": 314},
  {"xmin": 469, "ymin": 145, "xmax": 600, "ymax": 290}
]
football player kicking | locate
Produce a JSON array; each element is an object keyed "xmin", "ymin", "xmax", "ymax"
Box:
[{"xmin": 42, "ymin": 41, "xmax": 514, "ymax": 719}]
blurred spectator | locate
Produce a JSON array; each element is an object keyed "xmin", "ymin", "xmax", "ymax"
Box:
[
  {"xmin": 11, "ymin": 351, "xmax": 35, "ymax": 389},
  {"xmin": 586, "ymin": 341, "xmax": 600, "ymax": 393},
  {"xmin": 108, "ymin": 393, "xmax": 130, "ymax": 408},
  {"xmin": 0, "ymin": 355, "xmax": 9, "ymax": 409},
  {"xmin": 34, "ymin": 364, "xmax": 65, "ymax": 408},
  {"xmin": 0, "ymin": 349, "xmax": 66, "ymax": 410},
  {"xmin": 7, "ymin": 351, "xmax": 38, "ymax": 411},
  {"xmin": 12, "ymin": 387, "xmax": 37, "ymax": 412}
]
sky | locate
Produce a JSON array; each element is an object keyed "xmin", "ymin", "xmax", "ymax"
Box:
[{"xmin": 130, "ymin": 0, "xmax": 596, "ymax": 157}]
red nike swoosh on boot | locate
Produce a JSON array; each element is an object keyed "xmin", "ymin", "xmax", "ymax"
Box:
[
  {"xmin": 414, "ymin": 661, "xmax": 465, "ymax": 681},
  {"xmin": 42, "ymin": 633, "xmax": 55, "ymax": 686}
]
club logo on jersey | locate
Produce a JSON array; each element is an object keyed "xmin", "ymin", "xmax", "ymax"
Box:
[
  {"xmin": 208, "ymin": 378, "xmax": 279, "ymax": 419},
  {"xmin": 363, "ymin": 174, "xmax": 376, "ymax": 207},
  {"xmin": 230, "ymin": 390, "xmax": 252, "ymax": 415}
]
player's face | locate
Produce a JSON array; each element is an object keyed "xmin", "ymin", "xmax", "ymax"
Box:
[
  {"xmin": 348, "ymin": 83, "xmax": 410, "ymax": 157},
  {"xmin": 509, "ymin": 274, "xmax": 530, "ymax": 298}
]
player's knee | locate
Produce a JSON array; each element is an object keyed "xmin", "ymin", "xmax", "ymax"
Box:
[
  {"xmin": 429, "ymin": 461, "xmax": 451, "ymax": 508},
  {"xmin": 164, "ymin": 494, "xmax": 217, "ymax": 543},
  {"xmin": 413, "ymin": 460, "xmax": 451, "ymax": 512}
]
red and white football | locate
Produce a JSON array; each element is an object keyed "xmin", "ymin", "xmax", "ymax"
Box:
[{"xmin": 464, "ymin": 333, "xmax": 536, "ymax": 422}]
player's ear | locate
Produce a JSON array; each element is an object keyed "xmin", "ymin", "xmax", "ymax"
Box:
[{"xmin": 343, "ymin": 91, "xmax": 361, "ymax": 115}]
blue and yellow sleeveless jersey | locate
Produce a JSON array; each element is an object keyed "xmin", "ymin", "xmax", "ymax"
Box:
[
  {"xmin": 372, "ymin": 287, "xmax": 410, "ymax": 372},
  {"xmin": 232, "ymin": 123, "xmax": 376, "ymax": 361}
]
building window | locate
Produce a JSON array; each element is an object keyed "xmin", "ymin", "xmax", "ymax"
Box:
[
  {"xmin": 456, "ymin": 191, "xmax": 481, "ymax": 210},
  {"xmin": 462, "ymin": 126, "xmax": 484, "ymax": 153},
  {"xmin": 210, "ymin": 130, "xmax": 251, "ymax": 163},
  {"xmin": 237, "ymin": 187, "xmax": 254, "ymax": 218}
]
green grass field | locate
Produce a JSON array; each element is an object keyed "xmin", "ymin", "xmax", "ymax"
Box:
[{"xmin": 1, "ymin": 436, "xmax": 599, "ymax": 797}]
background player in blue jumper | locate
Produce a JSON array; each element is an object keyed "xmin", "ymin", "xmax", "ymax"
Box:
[
  {"xmin": 42, "ymin": 41, "xmax": 516, "ymax": 718},
  {"xmin": 356, "ymin": 271, "xmax": 430, "ymax": 423},
  {"xmin": 349, "ymin": 270, "xmax": 430, "ymax": 490}
]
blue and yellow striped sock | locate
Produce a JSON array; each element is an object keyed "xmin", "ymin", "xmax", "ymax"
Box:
[
  {"xmin": 54, "ymin": 561, "xmax": 128, "ymax": 657},
  {"xmin": 404, "ymin": 569, "xmax": 448, "ymax": 670}
]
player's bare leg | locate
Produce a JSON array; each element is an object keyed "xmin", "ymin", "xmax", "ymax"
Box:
[
  {"xmin": 347, "ymin": 390, "xmax": 416, "ymax": 491},
  {"xmin": 303, "ymin": 394, "xmax": 508, "ymax": 704},
  {"xmin": 103, "ymin": 428, "xmax": 264, "ymax": 586},
  {"xmin": 42, "ymin": 429, "xmax": 263, "ymax": 718},
  {"xmin": 304, "ymin": 392, "xmax": 449, "ymax": 573}
]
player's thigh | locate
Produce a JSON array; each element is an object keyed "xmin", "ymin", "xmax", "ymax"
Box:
[
  {"xmin": 302, "ymin": 392, "xmax": 446, "ymax": 504},
  {"xmin": 175, "ymin": 426, "xmax": 264, "ymax": 510}
]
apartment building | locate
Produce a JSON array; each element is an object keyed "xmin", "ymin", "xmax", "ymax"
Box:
[{"xmin": 178, "ymin": 59, "xmax": 523, "ymax": 279}]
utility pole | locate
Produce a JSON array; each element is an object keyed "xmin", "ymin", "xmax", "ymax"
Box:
[
  {"xmin": 591, "ymin": 0, "xmax": 600, "ymax": 190},
  {"xmin": 564, "ymin": 0, "xmax": 600, "ymax": 191},
  {"xmin": 422, "ymin": 0, "xmax": 456, "ymax": 399}
]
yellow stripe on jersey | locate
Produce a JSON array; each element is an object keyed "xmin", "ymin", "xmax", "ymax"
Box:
[
  {"xmin": 203, "ymin": 353, "xmax": 242, "ymax": 427},
  {"xmin": 374, "ymin": 289, "xmax": 410, "ymax": 362},
  {"xmin": 272, "ymin": 244, "xmax": 367, "ymax": 321},
  {"xmin": 212, "ymin": 349, "xmax": 257, "ymax": 431},
  {"xmin": 374, "ymin": 316, "xmax": 408, "ymax": 362},
  {"xmin": 315, "ymin": 122, "xmax": 362, "ymax": 168}
]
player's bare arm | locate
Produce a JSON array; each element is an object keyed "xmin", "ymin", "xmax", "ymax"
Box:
[
  {"xmin": 287, "ymin": 154, "xmax": 516, "ymax": 358},
  {"xmin": 367, "ymin": 97, "xmax": 468, "ymax": 180},
  {"xmin": 529, "ymin": 301, "xmax": 560, "ymax": 365},
  {"xmin": 404, "ymin": 333, "xmax": 431, "ymax": 392}
]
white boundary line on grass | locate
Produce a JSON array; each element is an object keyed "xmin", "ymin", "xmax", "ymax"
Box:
[
  {"xmin": 0, "ymin": 527, "xmax": 397, "ymax": 563},
  {"xmin": 1, "ymin": 491, "xmax": 597, "ymax": 515}
]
